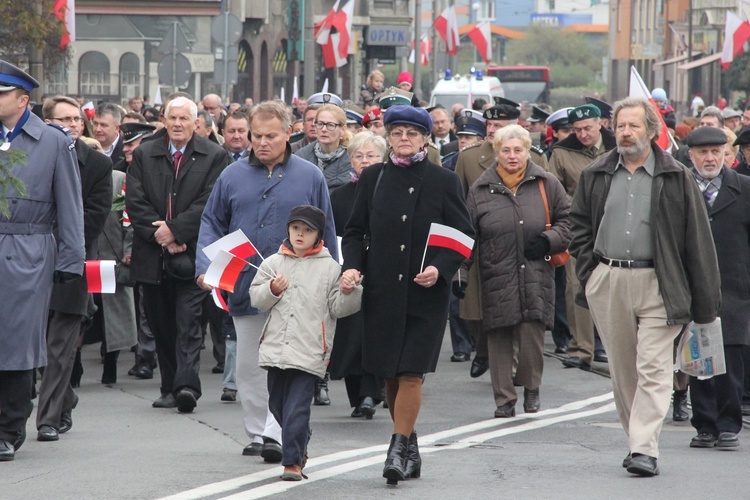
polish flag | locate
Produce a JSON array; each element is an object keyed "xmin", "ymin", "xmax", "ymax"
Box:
[
  {"xmin": 121, "ymin": 185, "xmax": 130, "ymax": 227},
  {"xmin": 82, "ymin": 101, "xmax": 95, "ymax": 121},
  {"xmin": 628, "ymin": 66, "xmax": 672, "ymax": 152},
  {"xmin": 720, "ymin": 11, "xmax": 750, "ymax": 70},
  {"xmin": 314, "ymin": 0, "xmax": 352, "ymax": 69},
  {"xmin": 211, "ymin": 288, "xmax": 229, "ymax": 311},
  {"xmin": 434, "ymin": 6, "xmax": 460, "ymax": 56},
  {"xmin": 202, "ymin": 229, "xmax": 260, "ymax": 261},
  {"xmin": 420, "ymin": 223, "xmax": 475, "ymax": 271},
  {"xmin": 468, "ymin": 22, "xmax": 492, "ymax": 64},
  {"xmin": 86, "ymin": 260, "xmax": 117, "ymax": 293},
  {"xmin": 53, "ymin": 0, "xmax": 75, "ymax": 50},
  {"xmin": 204, "ymin": 250, "xmax": 248, "ymax": 293},
  {"xmin": 292, "ymin": 76, "xmax": 299, "ymax": 105},
  {"xmin": 409, "ymin": 35, "xmax": 432, "ymax": 66}
]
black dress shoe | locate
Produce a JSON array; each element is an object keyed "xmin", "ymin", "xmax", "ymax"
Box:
[
  {"xmin": 690, "ymin": 432, "xmax": 717, "ymax": 448},
  {"xmin": 470, "ymin": 357, "xmax": 489, "ymax": 378},
  {"xmin": 37, "ymin": 425, "xmax": 59, "ymax": 442},
  {"xmin": 350, "ymin": 406, "xmax": 363, "ymax": 418},
  {"xmin": 212, "ymin": 362, "xmax": 225, "ymax": 374},
  {"xmin": 555, "ymin": 346, "xmax": 568, "ymax": 354},
  {"xmin": 152, "ymin": 393, "xmax": 177, "ymax": 408},
  {"xmin": 562, "ymin": 356, "xmax": 591, "ymax": 371},
  {"xmin": 242, "ymin": 442, "xmax": 263, "ymax": 456},
  {"xmin": 261, "ymin": 438, "xmax": 282, "ymax": 463},
  {"xmin": 717, "ymin": 432, "xmax": 739, "ymax": 449},
  {"xmin": 59, "ymin": 393, "xmax": 79, "ymax": 434},
  {"xmin": 672, "ymin": 390, "xmax": 689, "ymax": 421},
  {"xmin": 450, "ymin": 352, "xmax": 470, "ymax": 362},
  {"xmin": 176, "ymin": 389, "xmax": 197, "ymax": 413},
  {"xmin": 523, "ymin": 388, "xmax": 540, "ymax": 413},
  {"xmin": 626, "ymin": 454, "xmax": 659, "ymax": 476},
  {"xmin": 134, "ymin": 363, "xmax": 154, "ymax": 380},
  {"xmin": 494, "ymin": 402, "xmax": 516, "ymax": 418},
  {"xmin": 359, "ymin": 397, "xmax": 376, "ymax": 419},
  {"xmin": 594, "ymin": 350, "xmax": 608, "ymax": 363},
  {"xmin": 0, "ymin": 440, "xmax": 14, "ymax": 461},
  {"xmin": 622, "ymin": 453, "xmax": 632, "ymax": 468}
]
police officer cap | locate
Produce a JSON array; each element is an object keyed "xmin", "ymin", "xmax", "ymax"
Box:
[
  {"xmin": 383, "ymin": 105, "xmax": 433, "ymax": 133},
  {"xmin": 492, "ymin": 96, "xmax": 520, "ymax": 108},
  {"xmin": 484, "ymin": 104, "xmax": 520, "ymax": 121},
  {"xmin": 121, "ymin": 122, "xmax": 156, "ymax": 144},
  {"xmin": 527, "ymin": 105, "xmax": 551, "ymax": 123},
  {"xmin": 567, "ymin": 104, "xmax": 601, "ymax": 124},
  {"xmin": 376, "ymin": 87, "xmax": 413, "ymax": 110},
  {"xmin": 362, "ymin": 107, "xmax": 382, "ymax": 127},
  {"xmin": 287, "ymin": 205, "xmax": 326, "ymax": 236},
  {"xmin": 455, "ymin": 109, "xmax": 486, "ymax": 137},
  {"xmin": 584, "ymin": 96, "xmax": 612, "ymax": 119},
  {"xmin": 344, "ymin": 103, "xmax": 365, "ymax": 125},
  {"xmin": 734, "ymin": 127, "xmax": 750, "ymax": 146},
  {"xmin": 687, "ymin": 127, "xmax": 729, "ymax": 148},
  {"xmin": 307, "ymin": 92, "xmax": 344, "ymax": 107},
  {"xmin": 0, "ymin": 60, "xmax": 40, "ymax": 92},
  {"xmin": 546, "ymin": 107, "xmax": 574, "ymax": 130}
]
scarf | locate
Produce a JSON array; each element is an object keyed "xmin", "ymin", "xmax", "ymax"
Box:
[
  {"xmin": 496, "ymin": 164, "xmax": 527, "ymax": 193},
  {"xmin": 313, "ymin": 142, "xmax": 346, "ymax": 171},
  {"xmin": 389, "ymin": 147, "xmax": 427, "ymax": 168}
]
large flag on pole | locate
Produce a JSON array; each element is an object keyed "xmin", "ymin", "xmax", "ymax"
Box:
[
  {"xmin": 53, "ymin": 0, "xmax": 75, "ymax": 50},
  {"xmin": 434, "ymin": 6, "xmax": 460, "ymax": 56},
  {"xmin": 720, "ymin": 11, "xmax": 750, "ymax": 70},
  {"xmin": 629, "ymin": 66, "xmax": 672, "ymax": 152},
  {"xmin": 408, "ymin": 35, "xmax": 432, "ymax": 66},
  {"xmin": 468, "ymin": 21, "xmax": 492, "ymax": 64},
  {"xmin": 314, "ymin": 0, "xmax": 353, "ymax": 69}
]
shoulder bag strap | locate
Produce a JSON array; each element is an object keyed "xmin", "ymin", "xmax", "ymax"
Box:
[{"xmin": 537, "ymin": 177, "xmax": 552, "ymax": 229}]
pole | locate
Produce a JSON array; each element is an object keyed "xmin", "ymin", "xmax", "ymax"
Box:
[
  {"xmin": 303, "ymin": 0, "xmax": 315, "ymax": 97},
  {"xmin": 29, "ymin": 0, "xmax": 43, "ymax": 103},
  {"xmin": 687, "ymin": 0, "xmax": 693, "ymax": 113},
  {"xmin": 414, "ymin": 0, "xmax": 422, "ymax": 99},
  {"xmin": 224, "ymin": 11, "xmax": 230, "ymax": 102},
  {"xmin": 172, "ymin": 21, "xmax": 178, "ymax": 90}
]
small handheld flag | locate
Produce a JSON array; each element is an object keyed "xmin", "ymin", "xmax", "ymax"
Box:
[
  {"xmin": 86, "ymin": 260, "xmax": 117, "ymax": 293},
  {"xmin": 420, "ymin": 223, "xmax": 475, "ymax": 271}
]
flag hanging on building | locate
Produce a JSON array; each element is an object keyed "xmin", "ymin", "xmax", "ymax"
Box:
[
  {"xmin": 408, "ymin": 35, "xmax": 431, "ymax": 66},
  {"xmin": 720, "ymin": 11, "xmax": 750, "ymax": 70},
  {"xmin": 434, "ymin": 6, "xmax": 460, "ymax": 56},
  {"xmin": 628, "ymin": 66, "xmax": 672, "ymax": 152},
  {"xmin": 53, "ymin": 0, "xmax": 75, "ymax": 50},
  {"xmin": 468, "ymin": 21, "xmax": 492, "ymax": 64},
  {"xmin": 314, "ymin": 0, "xmax": 354, "ymax": 69}
]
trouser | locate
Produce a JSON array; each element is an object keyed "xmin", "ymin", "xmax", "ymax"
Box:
[
  {"xmin": 673, "ymin": 337, "xmax": 689, "ymax": 392},
  {"xmin": 689, "ymin": 345, "xmax": 745, "ymax": 435},
  {"xmin": 469, "ymin": 320, "xmax": 488, "ymax": 359},
  {"xmin": 135, "ymin": 284, "xmax": 157, "ymax": 366},
  {"xmin": 201, "ymin": 295, "xmax": 226, "ymax": 365},
  {"xmin": 742, "ymin": 346, "xmax": 750, "ymax": 405},
  {"xmin": 344, "ymin": 374, "xmax": 384, "ymax": 409},
  {"xmin": 223, "ymin": 339, "xmax": 237, "ymax": 391},
  {"xmin": 233, "ymin": 314, "xmax": 282, "ymax": 445},
  {"xmin": 565, "ymin": 256, "xmax": 595, "ymax": 364},
  {"xmin": 267, "ymin": 367, "xmax": 316, "ymax": 467},
  {"xmin": 141, "ymin": 278, "xmax": 206, "ymax": 398},
  {"xmin": 37, "ymin": 310, "xmax": 83, "ymax": 429},
  {"xmin": 586, "ymin": 264, "xmax": 682, "ymax": 458},
  {"xmin": 552, "ymin": 266, "xmax": 571, "ymax": 350},
  {"xmin": 0, "ymin": 370, "xmax": 34, "ymax": 447},
  {"xmin": 449, "ymin": 293, "xmax": 475, "ymax": 355},
  {"xmin": 487, "ymin": 321, "xmax": 545, "ymax": 407}
]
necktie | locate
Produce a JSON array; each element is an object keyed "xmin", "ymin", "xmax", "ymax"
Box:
[
  {"xmin": 233, "ymin": 152, "xmax": 241, "ymax": 161},
  {"xmin": 173, "ymin": 151, "xmax": 183, "ymax": 173}
]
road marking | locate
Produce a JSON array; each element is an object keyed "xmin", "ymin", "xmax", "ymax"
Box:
[{"xmin": 158, "ymin": 392, "xmax": 614, "ymax": 500}]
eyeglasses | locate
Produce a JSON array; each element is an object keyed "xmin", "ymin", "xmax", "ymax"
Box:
[
  {"xmin": 314, "ymin": 121, "xmax": 342, "ymax": 131},
  {"xmin": 389, "ymin": 130, "xmax": 422, "ymax": 139},
  {"xmin": 352, "ymin": 153, "xmax": 381, "ymax": 162},
  {"xmin": 52, "ymin": 116, "xmax": 83, "ymax": 124}
]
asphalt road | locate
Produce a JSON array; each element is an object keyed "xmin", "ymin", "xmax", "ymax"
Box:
[{"xmin": 2, "ymin": 330, "xmax": 747, "ymax": 499}]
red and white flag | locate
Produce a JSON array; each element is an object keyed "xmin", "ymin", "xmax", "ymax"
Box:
[
  {"xmin": 434, "ymin": 6, "xmax": 460, "ymax": 56},
  {"xmin": 292, "ymin": 76, "xmax": 299, "ymax": 105},
  {"xmin": 53, "ymin": 0, "xmax": 75, "ymax": 50},
  {"xmin": 408, "ymin": 35, "xmax": 432, "ymax": 66},
  {"xmin": 314, "ymin": 0, "xmax": 353, "ymax": 69},
  {"xmin": 420, "ymin": 223, "xmax": 474, "ymax": 271},
  {"xmin": 121, "ymin": 185, "xmax": 130, "ymax": 228},
  {"xmin": 202, "ymin": 229, "xmax": 260, "ymax": 261},
  {"xmin": 628, "ymin": 66, "xmax": 672, "ymax": 152},
  {"xmin": 82, "ymin": 101, "xmax": 95, "ymax": 121},
  {"xmin": 720, "ymin": 11, "xmax": 750, "ymax": 70},
  {"xmin": 204, "ymin": 250, "xmax": 248, "ymax": 293},
  {"xmin": 211, "ymin": 288, "xmax": 229, "ymax": 311},
  {"xmin": 468, "ymin": 21, "xmax": 492, "ymax": 64},
  {"xmin": 86, "ymin": 260, "xmax": 116, "ymax": 294}
]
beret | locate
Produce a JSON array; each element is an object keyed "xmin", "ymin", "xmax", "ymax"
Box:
[
  {"xmin": 545, "ymin": 107, "xmax": 574, "ymax": 129},
  {"xmin": 687, "ymin": 127, "xmax": 730, "ymax": 148},
  {"xmin": 376, "ymin": 87, "xmax": 413, "ymax": 110},
  {"xmin": 455, "ymin": 109, "xmax": 486, "ymax": 137},
  {"xmin": 362, "ymin": 107, "xmax": 382, "ymax": 127},
  {"xmin": 0, "ymin": 59, "xmax": 40, "ymax": 92},
  {"xmin": 307, "ymin": 92, "xmax": 344, "ymax": 107},
  {"xmin": 584, "ymin": 96, "xmax": 612, "ymax": 119},
  {"xmin": 121, "ymin": 122, "xmax": 156, "ymax": 144},
  {"xmin": 567, "ymin": 104, "xmax": 601, "ymax": 123},
  {"xmin": 383, "ymin": 105, "xmax": 433, "ymax": 133}
]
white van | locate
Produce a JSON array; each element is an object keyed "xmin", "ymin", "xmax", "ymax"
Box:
[{"xmin": 429, "ymin": 70, "xmax": 504, "ymax": 109}]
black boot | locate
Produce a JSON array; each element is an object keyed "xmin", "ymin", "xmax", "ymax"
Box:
[
  {"xmin": 382, "ymin": 433, "xmax": 409, "ymax": 485},
  {"xmin": 404, "ymin": 431, "xmax": 421, "ymax": 479},
  {"xmin": 313, "ymin": 373, "xmax": 331, "ymax": 406},
  {"xmin": 672, "ymin": 390, "xmax": 689, "ymax": 421},
  {"xmin": 70, "ymin": 348, "xmax": 83, "ymax": 388}
]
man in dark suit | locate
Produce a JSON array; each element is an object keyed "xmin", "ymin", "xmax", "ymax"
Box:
[
  {"xmin": 126, "ymin": 96, "xmax": 230, "ymax": 413},
  {"xmin": 37, "ymin": 95, "xmax": 113, "ymax": 441},
  {"xmin": 93, "ymin": 102, "xmax": 125, "ymax": 168},
  {"xmin": 222, "ymin": 110, "xmax": 250, "ymax": 161},
  {"xmin": 429, "ymin": 106, "xmax": 457, "ymax": 157}
]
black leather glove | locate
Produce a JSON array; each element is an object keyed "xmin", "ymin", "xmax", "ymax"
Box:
[
  {"xmin": 451, "ymin": 265, "xmax": 469, "ymax": 299},
  {"xmin": 53, "ymin": 271, "xmax": 82, "ymax": 284},
  {"xmin": 524, "ymin": 235, "xmax": 550, "ymax": 261}
]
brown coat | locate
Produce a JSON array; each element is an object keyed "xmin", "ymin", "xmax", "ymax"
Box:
[{"xmin": 548, "ymin": 126, "xmax": 616, "ymax": 198}]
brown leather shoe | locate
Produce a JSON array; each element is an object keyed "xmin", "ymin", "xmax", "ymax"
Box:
[
  {"xmin": 523, "ymin": 388, "xmax": 540, "ymax": 413},
  {"xmin": 494, "ymin": 403, "xmax": 516, "ymax": 418}
]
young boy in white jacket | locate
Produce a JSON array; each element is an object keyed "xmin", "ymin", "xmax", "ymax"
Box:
[{"xmin": 250, "ymin": 205, "xmax": 362, "ymax": 481}]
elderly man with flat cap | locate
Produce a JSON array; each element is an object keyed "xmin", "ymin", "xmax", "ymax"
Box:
[
  {"xmin": 684, "ymin": 126, "xmax": 750, "ymax": 450},
  {"xmin": 550, "ymin": 103, "xmax": 616, "ymax": 372},
  {"xmin": 0, "ymin": 61, "xmax": 84, "ymax": 461},
  {"xmin": 453, "ymin": 98, "xmax": 547, "ymax": 379}
]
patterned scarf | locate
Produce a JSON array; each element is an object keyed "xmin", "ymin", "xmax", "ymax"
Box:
[
  {"xmin": 389, "ymin": 147, "xmax": 427, "ymax": 168},
  {"xmin": 313, "ymin": 142, "xmax": 346, "ymax": 171}
]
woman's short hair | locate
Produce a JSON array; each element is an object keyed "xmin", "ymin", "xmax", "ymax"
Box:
[
  {"xmin": 316, "ymin": 104, "xmax": 352, "ymax": 147},
  {"xmin": 347, "ymin": 131, "xmax": 387, "ymax": 158},
  {"xmin": 248, "ymin": 100, "xmax": 291, "ymax": 131},
  {"xmin": 492, "ymin": 124, "xmax": 532, "ymax": 152},
  {"xmin": 612, "ymin": 96, "xmax": 661, "ymax": 141}
]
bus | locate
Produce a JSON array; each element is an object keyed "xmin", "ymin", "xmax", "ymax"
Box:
[{"xmin": 485, "ymin": 65, "xmax": 551, "ymax": 104}]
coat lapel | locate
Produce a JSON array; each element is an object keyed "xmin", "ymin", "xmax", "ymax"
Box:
[{"xmin": 709, "ymin": 169, "xmax": 740, "ymax": 216}]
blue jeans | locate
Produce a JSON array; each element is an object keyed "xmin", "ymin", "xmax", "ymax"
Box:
[{"xmin": 266, "ymin": 367, "xmax": 316, "ymax": 467}]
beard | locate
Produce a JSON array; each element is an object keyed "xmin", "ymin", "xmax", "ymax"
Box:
[{"xmin": 617, "ymin": 136, "xmax": 650, "ymax": 160}]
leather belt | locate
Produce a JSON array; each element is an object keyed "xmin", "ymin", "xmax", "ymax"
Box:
[
  {"xmin": 599, "ymin": 257, "xmax": 654, "ymax": 269},
  {"xmin": 0, "ymin": 222, "xmax": 53, "ymax": 235}
]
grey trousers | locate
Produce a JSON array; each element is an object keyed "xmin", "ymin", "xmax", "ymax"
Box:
[{"xmin": 487, "ymin": 321, "xmax": 545, "ymax": 407}]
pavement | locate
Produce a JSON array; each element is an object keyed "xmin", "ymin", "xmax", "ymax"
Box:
[{"xmin": 1, "ymin": 330, "xmax": 748, "ymax": 499}]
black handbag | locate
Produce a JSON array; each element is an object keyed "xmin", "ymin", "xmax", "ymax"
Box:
[{"xmin": 163, "ymin": 251, "xmax": 195, "ymax": 281}]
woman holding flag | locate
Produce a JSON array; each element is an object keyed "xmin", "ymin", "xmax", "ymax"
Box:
[
  {"xmin": 466, "ymin": 125, "xmax": 570, "ymax": 418},
  {"xmin": 342, "ymin": 106, "xmax": 473, "ymax": 485}
]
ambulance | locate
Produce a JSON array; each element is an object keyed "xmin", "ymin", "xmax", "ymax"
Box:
[{"xmin": 429, "ymin": 70, "xmax": 504, "ymax": 109}]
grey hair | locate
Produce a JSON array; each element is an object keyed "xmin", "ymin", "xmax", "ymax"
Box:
[
  {"xmin": 165, "ymin": 96, "xmax": 198, "ymax": 120},
  {"xmin": 700, "ymin": 106, "xmax": 725, "ymax": 127},
  {"xmin": 249, "ymin": 100, "xmax": 292, "ymax": 131},
  {"xmin": 492, "ymin": 124, "xmax": 532, "ymax": 152},
  {"xmin": 612, "ymin": 97, "xmax": 661, "ymax": 141},
  {"xmin": 95, "ymin": 101, "xmax": 122, "ymax": 123},
  {"xmin": 197, "ymin": 110, "xmax": 213, "ymax": 128},
  {"xmin": 347, "ymin": 131, "xmax": 387, "ymax": 158}
]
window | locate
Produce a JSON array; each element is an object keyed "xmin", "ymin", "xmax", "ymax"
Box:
[
  {"xmin": 46, "ymin": 60, "xmax": 68, "ymax": 95},
  {"xmin": 79, "ymin": 51, "xmax": 110, "ymax": 95},
  {"xmin": 119, "ymin": 53, "xmax": 140, "ymax": 100}
]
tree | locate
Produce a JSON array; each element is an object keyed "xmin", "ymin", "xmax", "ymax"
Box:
[
  {"xmin": 504, "ymin": 25, "xmax": 601, "ymax": 87},
  {"xmin": 0, "ymin": 0, "xmax": 68, "ymax": 68},
  {"xmin": 723, "ymin": 52, "xmax": 750, "ymax": 95}
]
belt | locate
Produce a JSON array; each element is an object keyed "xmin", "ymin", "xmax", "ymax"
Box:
[
  {"xmin": 599, "ymin": 257, "xmax": 654, "ymax": 269},
  {"xmin": 0, "ymin": 222, "xmax": 54, "ymax": 235}
]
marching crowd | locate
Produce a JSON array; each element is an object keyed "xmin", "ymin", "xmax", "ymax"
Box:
[{"xmin": 0, "ymin": 58, "xmax": 749, "ymax": 485}]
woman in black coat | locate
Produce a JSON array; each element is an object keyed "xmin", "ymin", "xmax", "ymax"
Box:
[
  {"xmin": 342, "ymin": 106, "xmax": 474, "ymax": 485},
  {"xmin": 329, "ymin": 132, "xmax": 388, "ymax": 419}
]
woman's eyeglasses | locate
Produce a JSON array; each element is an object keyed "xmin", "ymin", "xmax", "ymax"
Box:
[
  {"xmin": 314, "ymin": 121, "xmax": 342, "ymax": 131},
  {"xmin": 389, "ymin": 130, "xmax": 422, "ymax": 139}
]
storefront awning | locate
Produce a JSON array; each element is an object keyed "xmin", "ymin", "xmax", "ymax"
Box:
[
  {"xmin": 677, "ymin": 53, "xmax": 722, "ymax": 71},
  {"xmin": 652, "ymin": 52, "xmax": 699, "ymax": 69}
]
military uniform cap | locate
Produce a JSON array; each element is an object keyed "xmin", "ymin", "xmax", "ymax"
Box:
[
  {"xmin": 687, "ymin": 126, "xmax": 729, "ymax": 148},
  {"xmin": 483, "ymin": 104, "xmax": 520, "ymax": 121},
  {"xmin": 492, "ymin": 96, "xmax": 520, "ymax": 108},
  {"xmin": 567, "ymin": 104, "xmax": 601, "ymax": 124},
  {"xmin": 583, "ymin": 96, "xmax": 612, "ymax": 119},
  {"xmin": 527, "ymin": 105, "xmax": 551, "ymax": 123},
  {"xmin": 344, "ymin": 102, "xmax": 366, "ymax": 125},
  {"xmin": 734, "ymin": 127, "xmax": 750, "ymax": 146},
  {"xmin": 0, "ymin": 60, "xmax": 40, "ymax": 92},
  {"xmin": 546, "ymin": 107, "xmax": 574, "ymax": 130},
  {"xmin": 121, "ymin": 122, "xmax": 156, "ymax": 144},
  {"xmin": 307, "ymin": 92, "xmax": 344, "ymax": 107},
  {"xmin": 376, "ymin": 87, "xmax": 413, "ymax": 110},
  {"xmin": 455, "ymin": 109, "xmax": 486, "ymax": 137}
]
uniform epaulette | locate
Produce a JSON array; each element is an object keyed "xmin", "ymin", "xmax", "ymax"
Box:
[
  {"xmin": 427, "ymin": 141, "xmax": 438, "ymax": 150},
  {"xmin": 462, "ymin": 142, "xmax": 483, "ymax": 152},
  {"xmin": 47, "ymin": 122, "xmax": 71, "ymax": 136},
  {"xmin": 531, "ymin": 144, "xmax": 544, "ymax": 156}
]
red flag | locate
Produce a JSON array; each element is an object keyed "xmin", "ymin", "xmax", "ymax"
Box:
[
  {"xmin": 409, "ymin": 35, "xmax": 432, "ymax": 66},
  {"xmin": 720, "ymin": 12, "xmax": 750, "ymax": 70},
  {"xmin": 314, "ymin": 0, "xmax": 352, "ymax": 69},
  {"xmin": 202, "ymin": 229, "xmax": 260, "ymax": 261},
  {"xmin": 53, "ymin": 0, "xmax": 75, "ymax": 50},
  {"xmin": 82, "ymin": 101, "xmax": 95, "ymax": 120},
  {"xmin": 434, "ymin": 6, "xmax": 460, "ymax": 56},
  {"xmin": 204, "ymin": 250, "xmax": 248, "ymax": 293},
  {"xmin": 468, "ymin": 22, "xmax": 492, "ymax": 64},
  {"xmin": 86, "ymin": 260, "xmax": 116, "ymax": 293},
  {"xmin": 426, "ymin": 223, "xmax": 475, "ymax": 259},
  {"xmin": 629, "ymin": 66, "xmax": 671, "ymax": 152}
]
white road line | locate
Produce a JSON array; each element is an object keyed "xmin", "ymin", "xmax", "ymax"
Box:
[{"xmin": 157, "ymin": 392, "xmax": 614, "ymax": 500}]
